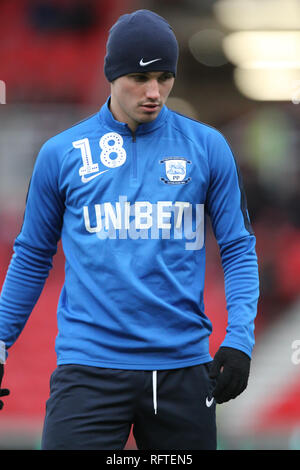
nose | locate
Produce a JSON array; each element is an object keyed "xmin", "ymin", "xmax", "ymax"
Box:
[{"xmin": 145, "ymin": 79, "xmax": 160, "ymax": 101}]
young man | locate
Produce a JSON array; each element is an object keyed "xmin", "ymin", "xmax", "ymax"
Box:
[{"xmin": 0, "ymin": 10, "xmax": 259, "ymax": 450}]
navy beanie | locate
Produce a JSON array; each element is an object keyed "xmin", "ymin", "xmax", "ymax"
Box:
[{"xmin": 104, "ymin": 10, "xmax": 179, "ymax": 82}]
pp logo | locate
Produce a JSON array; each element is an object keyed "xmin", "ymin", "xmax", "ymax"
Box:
[
  {"xmin": 160, "ymin": 157, "xmax": 192, "ymax": 185},
  {"xmin": 0, "ymin": 81, "xmax": 6, "ymax": 104}
]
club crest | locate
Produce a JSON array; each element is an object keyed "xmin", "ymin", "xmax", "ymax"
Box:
[{"xmin": 160, "ymin": 157, "xmax": 191, "ymax": 185}]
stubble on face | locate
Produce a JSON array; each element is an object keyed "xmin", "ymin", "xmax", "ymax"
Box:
[{"xmin": 109, "ymin": 72, "xmax": 175, "ymax": 132}]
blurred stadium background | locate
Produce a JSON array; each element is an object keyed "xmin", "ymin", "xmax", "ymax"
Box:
[{"xmin": 0, "ymin": 0, "xmax": 300, "ymax": 450}]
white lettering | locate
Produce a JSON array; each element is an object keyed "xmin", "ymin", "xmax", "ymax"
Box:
[
  {"xmin": 149, "ymin": 454, "xmax": 193, "ymax": 464},
  {"xmin": 135, "ymin": 201, "xmax": 153, "ymax": 229},
  {"xmin": 157, "ymin": 201, "xmax": 172, "ymax": 229},
  {"xmin": 83, "ymin": 197, "xmax": 205, "ymax": 250},
  {"xmin": 104, "ymin": 202, "xmax": 122, "ymax": 230},
  {"xmin": 106, "ymin": 454, "xmax": 141, "ymax": 467},
  {"xmin": 83, "ymin": 204, "xmax": 102, "ymax": 232},
  {"xmin": 185, "ymin": 203, "xmax": 204, "ymax": 250},
  {"xmin": 174, "ymin": 201, "xmax": 190, "ymax": 229}
]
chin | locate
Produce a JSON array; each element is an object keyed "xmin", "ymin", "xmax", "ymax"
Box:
[{"xmin": 139, "ymin": 112, "xmax": 159, "ymax": 123}]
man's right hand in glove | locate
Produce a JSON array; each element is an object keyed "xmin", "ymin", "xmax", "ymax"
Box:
[{"xmin": 0, "ymin": 363, "xmax": 10, "ymax": 410}]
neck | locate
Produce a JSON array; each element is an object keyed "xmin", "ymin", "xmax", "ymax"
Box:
[{"xmin": 109, "ymin": 95, "xmax": 138, "ymax": 133}]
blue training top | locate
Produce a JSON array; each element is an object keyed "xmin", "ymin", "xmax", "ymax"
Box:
[{"xmin": 0, "ymin": 98, "xmax": 259, "ymax": 369}]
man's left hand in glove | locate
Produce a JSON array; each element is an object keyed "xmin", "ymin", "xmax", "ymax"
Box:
[{"xmin": 209, "ymin": 346, "xmax": 251, "ymax": 404}]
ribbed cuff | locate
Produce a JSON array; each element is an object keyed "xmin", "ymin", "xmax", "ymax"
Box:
[{"xmin": 0, "ymin": 341, "xmax": 6, "ymax": 364}]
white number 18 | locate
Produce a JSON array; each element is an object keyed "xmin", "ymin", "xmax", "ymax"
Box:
[{"xmin": 73, "ymin": 132, "xmax": 127, "ymax": 177}]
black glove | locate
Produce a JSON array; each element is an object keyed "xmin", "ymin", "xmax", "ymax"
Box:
[
  {"xmin": 209, "ymin": 346, "xmax": 250, "ymax": 404},
  {"xmin": 0, "ymin": 363, "xmax": 10, "ymax": 410}
]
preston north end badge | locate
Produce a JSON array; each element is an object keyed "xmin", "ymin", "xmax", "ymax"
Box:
[{"xmin": 160, "ymin": 157, "xmax": 192, "ymax": 185}]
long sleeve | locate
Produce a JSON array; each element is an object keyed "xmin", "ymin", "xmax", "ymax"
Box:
[
  {"xmin": 0, "ymin": 139, "xmax": 65, "ymax": 351},
  {"xmin": 206, "ymin": 130, "xmax": 259, "ymax": 357}
]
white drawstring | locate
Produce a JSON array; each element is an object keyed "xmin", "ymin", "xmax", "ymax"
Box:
[{"xmin": 152, "ymin": 370, "xmax": 158, "ymax": 415}]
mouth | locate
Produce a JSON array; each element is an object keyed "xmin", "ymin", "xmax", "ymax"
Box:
[{"xmin": 139, "ymin": 103, "xmax": 161, "ymax": 112}]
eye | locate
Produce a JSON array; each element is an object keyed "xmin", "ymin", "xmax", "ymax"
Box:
[
  {"xmin": 130, "ymin": 74, "xmax": 148, "ymax": 82},
  {"xmin": 158, "ymin": 73, "xmax": 174, "ymax": 82}
]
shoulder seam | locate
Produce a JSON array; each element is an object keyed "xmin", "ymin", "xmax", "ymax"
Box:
[
  {"xmin": 168, "ymin": 108, "xmax": 211, "ymax": 186},
  {"xmin": 170, "ymin": 109, "xmax": 226, "ymax": 138}
]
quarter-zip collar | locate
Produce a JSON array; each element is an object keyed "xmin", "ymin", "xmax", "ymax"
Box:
[{"xmin": 98, "ymin": 96, "xmax": 168, "ymax": 137}]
